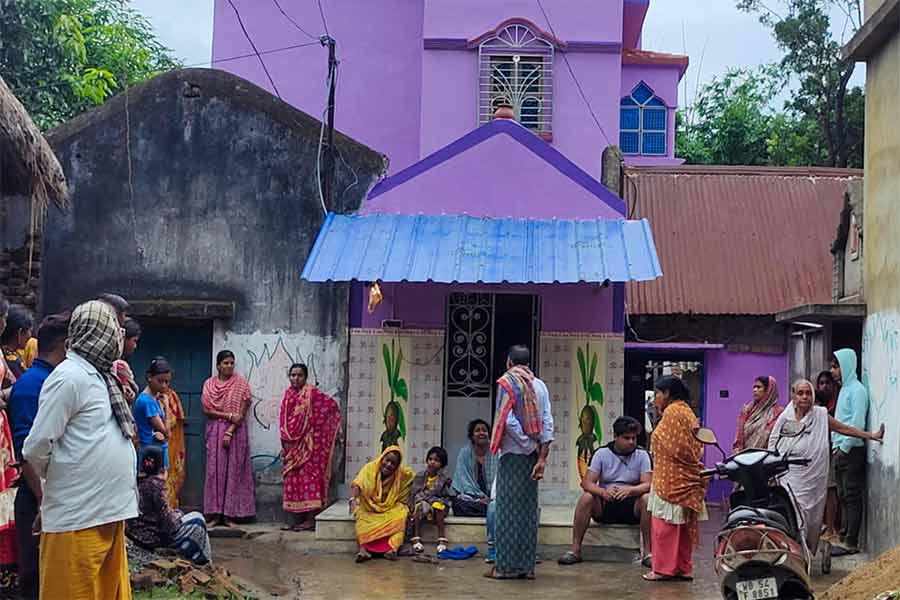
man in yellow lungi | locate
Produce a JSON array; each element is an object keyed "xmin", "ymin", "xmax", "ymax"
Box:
[{"xmin": 23, "ymin": 301, "xmax": 139, "ymax": 599}]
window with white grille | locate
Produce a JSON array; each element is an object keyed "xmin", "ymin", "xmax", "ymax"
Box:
[
  {"xmin": 478, "ymin": 24, "xmax": 553, "ymax": 135},
  {"xmin": 620, "ymin": 82, "xmax": 667, "ymax": 156}
]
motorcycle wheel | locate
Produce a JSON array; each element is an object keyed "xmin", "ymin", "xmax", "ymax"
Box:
[{"xmin": 821, "ymin": 540, "xmax": 832, "ymax": 574}]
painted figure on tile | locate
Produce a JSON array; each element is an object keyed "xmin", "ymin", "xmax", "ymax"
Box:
[
  {"xmin": 576, "ymin": 405, "xmax": 598, "ymax": 478},
  {"xmin": 380, "ymin": 340, "xmax": 408, "ymax": 451},
  {"xmin": 575, "ymin": 343, "xmax": 604, "ymax": 478}
]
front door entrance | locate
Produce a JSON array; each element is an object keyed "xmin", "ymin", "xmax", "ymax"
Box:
[
  {"xmin": 129, "ymin": 319, "xmax": 213, "ymax": 510},
  {"xmin": 442, "ymin": 292, "xmax": 539, "ymax": 474}
]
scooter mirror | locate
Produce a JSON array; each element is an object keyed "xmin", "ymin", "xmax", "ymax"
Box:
[
  {"xmin": 693, "ymin": 427, "xmax": 718, "ymax": 445},
  {"xmin": 779, "ymin": 420, "xmax": 805, "ymax": 438}
]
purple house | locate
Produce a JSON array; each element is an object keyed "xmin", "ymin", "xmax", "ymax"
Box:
[{"xmin": 213, "ymin": 0, "xmax": 684, "ymax": 497}]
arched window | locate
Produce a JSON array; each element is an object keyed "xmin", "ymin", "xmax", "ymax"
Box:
[
  {"xmin": 478, "ymin": 23, "xmax": 553, "ymax": 135},
  {"xmin": 620, "ymin": 82, "xmax": 667, "ymax": 155}
]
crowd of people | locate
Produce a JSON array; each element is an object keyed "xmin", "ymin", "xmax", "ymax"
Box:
[
  {"xmin": 0, "ymin": 287, "xmax": 887, "ymax": 596},
  {"xmin": 338, "ymin": 345, "xmax": 884, "ymax": 586}
]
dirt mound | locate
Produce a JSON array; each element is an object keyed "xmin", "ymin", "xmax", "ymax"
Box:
[{"xmin": 820, "ymin": 546, "xmax": 900, "ymax": 600}]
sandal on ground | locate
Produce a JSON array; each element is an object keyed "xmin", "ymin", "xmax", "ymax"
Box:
[
  {"xmin": 355, "ymin": 551, "xmax": 371, "ymax": 563},
  {"xmin": 558, "ymin": 551, "xmax": 583, "ymax": 565},
  {"xmin": 436, "ymin": 538, "xmax": 449, "ymax": 554},
  {"xmin": 411, "ymin": 537, "xmax": 424, "ymax": 553},
  {"xmin": 484, "ymin": 567, "xmax": 516, "ymax": 579},
  {"xmin": 642, "ymin": 571, "xmax": 676, "ymax": 582},
  {"xmin": 641, "ymin": 554, "xmax": 653, "ymax": 568},
  {"xmin": 413, "ymin": 554, "xmax": 440, "ymax": 564},
  {"xmin": 384, "ymin": 550, "xmax": 398, "ymax": 561}
]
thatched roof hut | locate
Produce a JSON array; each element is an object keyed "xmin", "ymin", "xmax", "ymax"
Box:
[{"xmin": 0, "ymin": 75, "xmax": 68, "ymax": 215}]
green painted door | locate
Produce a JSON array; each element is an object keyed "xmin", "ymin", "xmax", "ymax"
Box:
[{"xmin": 129, "ymin": 319, "xmax": 213, "ymax": 510}]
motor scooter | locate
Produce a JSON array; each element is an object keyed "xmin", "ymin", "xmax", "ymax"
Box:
[{"xmin": 693, "ymin": 423, "xmax": 815, "ymax": 600}]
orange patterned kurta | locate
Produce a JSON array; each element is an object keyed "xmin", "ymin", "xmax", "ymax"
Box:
[
  {"xmin": 160, "ymin": 389, "xmax": 186, "ymax": 508},
  {"xmin": 650, "ymin": 400, "xmax": 708, "ymax": 544}
]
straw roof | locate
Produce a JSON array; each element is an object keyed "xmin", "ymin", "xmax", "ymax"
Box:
[{"xmin": 0, "ymin": 75, "xmax": 68, "ymax": 212}]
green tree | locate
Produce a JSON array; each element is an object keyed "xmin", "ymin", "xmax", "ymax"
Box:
[
  {"xmin": 0, "ymin": 0, "xmax": 180, "ymax": 130},
  {"xmin": 736, "ymin": 0, "xmax": 864, "ymax": 167},
  {"xmin": 677, "ymin": 67, "xmax": 782, "ymax": 166}
]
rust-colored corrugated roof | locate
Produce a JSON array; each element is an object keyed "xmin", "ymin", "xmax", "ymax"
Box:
[
  {"xmin": 622, "ymin": 49, "xmax": 689, "ymax": 74},
  {"xmin": 625, "ymin": 165, "xmax": 863, "ymax": 315}
]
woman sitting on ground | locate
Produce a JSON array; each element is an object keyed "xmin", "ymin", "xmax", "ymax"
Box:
[
  {"xmin": 767, "ymin": 379, "xmax": 883, "ymax": 554},
  {"xmin": 126, "ymin": 446, "xmax": 212, "ymax": 565},
  {"xmin": 349, "ymin": 445, "xmax": 414, "ymax": 563},
  {"xmin": 451, "ymin": 419, "xmax": 496, "ymax": 518}
]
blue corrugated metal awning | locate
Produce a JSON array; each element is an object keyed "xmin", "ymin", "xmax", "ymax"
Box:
[{"xmin": 301, "ymin": 213, "xmax": 662, "ymax": 284}]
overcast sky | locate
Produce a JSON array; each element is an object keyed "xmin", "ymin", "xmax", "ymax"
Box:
[{"xmin": 130, "ymin": 0, "xmax": 864, "ymax": 108}]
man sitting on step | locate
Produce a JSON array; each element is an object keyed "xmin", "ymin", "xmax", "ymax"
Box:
[{"xmin": 558, "ymin": 416, "xmax": 652, "ymax": 566}]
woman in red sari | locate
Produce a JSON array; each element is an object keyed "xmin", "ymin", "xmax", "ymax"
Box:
[
  {"xmin": 280, "ymin": 364, "xmax": 342, "ymax": 531},
  {"xmin": 0, "ymin": 300, "xmax": 18, "ymax": 596}
]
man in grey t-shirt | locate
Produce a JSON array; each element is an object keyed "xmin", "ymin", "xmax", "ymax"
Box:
[{"xmin": 558, "ymin": 416, "xmax": 652, "ymax": 566}]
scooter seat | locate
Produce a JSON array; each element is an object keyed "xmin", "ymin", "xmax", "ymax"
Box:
[{"xmin": 725, "ymin": 507, "xmax": 791, "ymax": 534}]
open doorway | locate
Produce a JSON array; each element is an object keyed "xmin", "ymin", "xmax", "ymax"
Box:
[
  {"xmin": 625, "ymin": 351, "xmax": 704, "ymax": 447},
  {"xmin": 442, "ymin": 292, "xmax": 540, "ymax": 474}
]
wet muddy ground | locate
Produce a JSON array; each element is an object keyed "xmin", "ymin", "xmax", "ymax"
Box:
[{"xmin": 213, "ymin": 514, "xmax": 854, "ymax": 599}]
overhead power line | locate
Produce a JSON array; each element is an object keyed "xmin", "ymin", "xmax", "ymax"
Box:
[{"xmin": 227, "ymin": 0, "xmax": 281, "ymax": 98}]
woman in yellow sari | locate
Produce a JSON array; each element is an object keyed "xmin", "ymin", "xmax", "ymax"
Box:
[
  {"xmin": 160, "ymin": 389, "xmax": 186, "ymax": 507},
  {"xmin": 349, "ymin": 446, "xmax": 414, "ymax": 563}
]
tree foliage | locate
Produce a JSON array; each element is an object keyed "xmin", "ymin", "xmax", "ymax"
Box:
[
  {"xmin": 0, "ymin": 0, "xmax": 180, "ymax": 130},
  {"xmin": 680, "ymin": 0, "xmax": 864, "ymax": 168}
]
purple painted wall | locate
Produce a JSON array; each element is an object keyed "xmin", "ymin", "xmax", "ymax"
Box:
[
  {"xmin": 363, "ymin": 120, "xmax": 624, "ymax": 219},
  {"xmin": 423, "ymin": 0, "xmax": 622, "ymax": 42},
  {"xmin": 212, "ymin": 1, "xmax": 684, "ymax": 175},
  {"xmin": 353, "ymin": 282, "xmax": 617, "ymax": 333},
  {"xmin": 212, "ymin": 0, "xmax": 424, "ymax": 172},
  {"xmin": 702, "ymin": 349, "xmax": 790, "ymax": 501}
]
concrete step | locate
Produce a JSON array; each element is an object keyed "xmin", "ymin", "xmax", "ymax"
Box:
[{"xmin": 315, "ymin": 501, "xmax": 641, "ymax": 550}]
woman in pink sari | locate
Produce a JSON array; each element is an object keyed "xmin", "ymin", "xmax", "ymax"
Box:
[
  {"xmin": 280, "ymin": 363, "xmax": 342, "ymax": 531},
  {"xmin": 202, "ymin": 350, "xmax": 256, "ymax": 526}
]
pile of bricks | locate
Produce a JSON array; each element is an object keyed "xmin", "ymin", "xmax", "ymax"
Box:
[{"xmin": 0, "ymin": 235, "xmax": 40, "ymax": 311}]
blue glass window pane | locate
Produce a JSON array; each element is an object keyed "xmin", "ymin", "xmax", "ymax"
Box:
[
  {"xmin": 642, "ymin": 132, "xmax": 666, "ymax": 155},
  {"xmin": 631, "ymin": 83, "xmax": 653, "ymax": 105},
  {"xmin": 647, "ymin": 97, "xmax": 666, "ymax": 107},
  {"xmin": 520, "ymin": 98, "xmax": 541, "ymax": 129},
  {"xmin": 620, "ymin": 97, "xmax": 638, "ymax": 106},
  {"xmin": 643, "ymin": 108, "xmax": 666, "ymax": 131},
  {"xmin": 621, "ymin": 131, "xmax": 639, "ymax": 154},
  {"xmin": 620, "ymin": 107, "xmax": 639, "ymax": 130}
]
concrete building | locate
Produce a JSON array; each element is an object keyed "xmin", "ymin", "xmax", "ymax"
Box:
[
  {"xmin": 39, "ymin": 68, "xmax": 386, "ymax": 516},
  {"xmin": 843, "ymin": 0, "xmax": 900, "ymax": 555}
]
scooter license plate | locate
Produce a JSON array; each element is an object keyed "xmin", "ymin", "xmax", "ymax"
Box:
[{"xmin": 736, "ymin": 577, "xmax": 778, "ymax": 600}]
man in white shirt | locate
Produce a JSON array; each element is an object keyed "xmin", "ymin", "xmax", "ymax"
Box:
[
  {"xmin": 486, "ymin": 345, "xmax": 554, "ymax": 580},
  {"xmin": 24, "ymin": 300, "xmax": 138, "ymax": 600}
]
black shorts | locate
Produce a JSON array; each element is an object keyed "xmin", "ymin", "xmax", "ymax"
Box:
[{"xmin": 593, "ymin": 496, "xmax": 640, "ymax": 525}]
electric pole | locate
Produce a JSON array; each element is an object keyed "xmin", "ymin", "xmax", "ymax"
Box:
[{"xmin": 321, "ymin": 35, "xmax": 337, "ymax": 213}]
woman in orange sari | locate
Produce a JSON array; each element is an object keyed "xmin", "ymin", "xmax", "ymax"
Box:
[
  {"xmin": 349, "ymin": 446, "xmax": 414, "ymax": 563},
  {"xmin": 280, "ymin": 363, "xmax": 341, "ymax": 531},
  {"xmin": 644, "ymin": 375, "xmax": 708, "ymax": 582},
  {"xmin": 160, "ymin": 388, "xmax": 186, "ymax": 508}
]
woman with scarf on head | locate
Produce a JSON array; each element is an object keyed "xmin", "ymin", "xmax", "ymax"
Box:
[
  {"xmin": 643, "ymin": 375, "xmax": 707, "ymax": 583},
  {"xmin": 280, "ymin": 363, "xmax": 342, "ymax": 532},
  {"xmin": 733, "ymin": 376, "xmax": 783, "ymax": 452},
  {"xmin": 127, "ymin": 445, "xmax": 212, "ymax": 565},
  {"xmin": 767, "ymin": 379, "xmax": 883, "ymax": 554},
  {"xmin": 349, "ymin": 446, "xmax": 414, "ymax": 563},
  {"xmin": 201, "ymin": 350, "xmax": 256, "ymax": 527}
]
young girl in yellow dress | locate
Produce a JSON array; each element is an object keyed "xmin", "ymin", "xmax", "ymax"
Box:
[{"xmin": 407, "ymin": 447, "xmax": 453, "ymax": 555}]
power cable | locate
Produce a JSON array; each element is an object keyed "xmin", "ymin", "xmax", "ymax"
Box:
[
  {"xmin": 270, "ymin": 0, "xmax": 319, "ymax": 40},
  {"xmin": 317, "ymin": 0, "xmax": 331, "ymax": 38},
  {"xmin": 226, "ymin": 0, "xmax": 281, "ymax": 98},
  {"xmin": 534, "ymin": 0, "xmax": 614, "ymax": 149}
]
